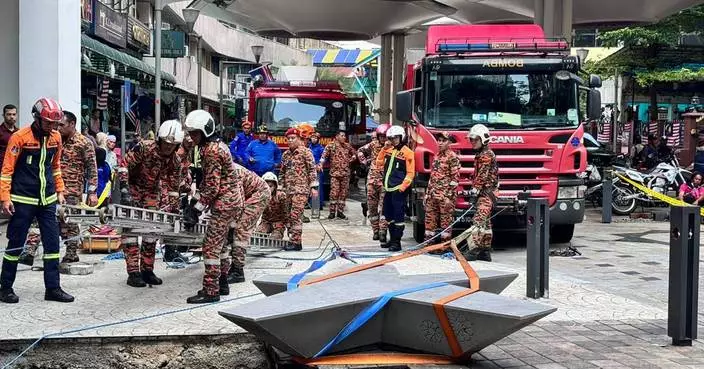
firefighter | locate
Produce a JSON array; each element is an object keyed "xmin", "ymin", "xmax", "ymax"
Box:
[
  {"xmin": 466, "ymin": 124, "xmax": 498, "ymax": 262},
  {"xmin": 424, "ymin": 131, "xmax": 460, "ymax": 244},
  {"xmin": 224, "ymin": 163, "xmax": 271, "ymax": 284},
  {"xmin": 0, "ymin": 97, "xmax": 74, "ymax": 303},
  {"xmin": 161, "ymin": 135, "xmax": 194, "ymax": 262},
  {"xmin": 118, "ymin": 119, "xmax": 184, "ymax": 288},
  {"xmin": 257, "ymin": 172, "xmax": 288, "ymax": 240},
  {"xmin": 183, "ymin": 110, "xmax": 244, "ymax": 303},
  {"xmin": 376, "ymin": 125, "xmax": 415, "ymax": 252},
  {"xmin": 19, "ymin": 111, "xmax": 99, "ymax": 266},
  {"xmin": 319, "ymin": 130, "xmax": 356, "ymax": 219},
  {"xmin": 357, "ymin": 124, "xmax": 390, "ymax": 243},
  {"xmin": 229, "ymin": 121, "xmax": 254, "ymax": 166},
  {"xmin": 279, "ymin": 127, "xmax": 318, "ymax": 251}
]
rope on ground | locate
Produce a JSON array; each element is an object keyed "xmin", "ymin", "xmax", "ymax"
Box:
[{"xmin": 0, "ymin": 292, "xmax": 263, "ymax": 369}]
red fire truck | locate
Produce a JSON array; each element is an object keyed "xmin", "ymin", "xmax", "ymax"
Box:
[
  {"xmin": 247, "ymin": 80, "xmax": 367, "ymax": 148},
  {"xmin": 395, "ymin": 24, "xmax": 603, "ymax": 243}
]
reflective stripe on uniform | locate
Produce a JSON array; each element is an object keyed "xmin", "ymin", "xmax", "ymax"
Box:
[
  {"xmin": 167, "ymin": 192, "xmax": 179, "ymax": 197},
  {"xmin": 383, "ymin": 149, "xmax": 402, "ymax": 192},
  {"xmin": 0, "ymin": 175, "xmax": 11, "ymax": 182},
  {"xmin": 43, "ymin": 253, "xmax": 61, "ymax": 260},
  {"xmin": 39, "ymin": 137, "xmax": 48, "ymax": 205},
  {"xmin": 3, "ymin": 254, "xmax": 19, "ymax": 262},
  {"xmin": 204, "ymin": 258, "xmax": 220, "ymax": 266}
]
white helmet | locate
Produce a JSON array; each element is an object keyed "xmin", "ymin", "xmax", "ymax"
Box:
[
  {"xmin": 184, "ymin": 109, "xmax": 216, "ymax": 138},
  {"xmin": 386, "ymin": 125, "xmax": 405, "ymax": 140},
  {"xmin": 468, "ymin": 124, "xmax": 490, "ymax": 145},
  {"xmin": 262, "ymin": 172, "xmax": 278, "ymax": 184},
  {"xmin": 158, "ymin": 120, "xmax": 184, "ymax": 144}
]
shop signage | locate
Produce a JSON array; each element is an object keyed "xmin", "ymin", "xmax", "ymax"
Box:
[
  {"xmin": 161, "ymin": 30, "xmax": 186, "ymax": 58},
  {"xmin": 92, "ymin": 0, "xmax": 127, "ymax": 48},
  {"xmin": 127, "ymin": 16, "xmax": 151, "ymax": 52},
  {"xmin": 81, "ymin": 0, "xmax": 93, "ymax": 30}
]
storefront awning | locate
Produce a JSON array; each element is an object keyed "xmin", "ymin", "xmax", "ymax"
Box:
[
  {"xmin": 81, "ymin": 34, "xmax": 177, "ymax": 85},
  {"xmin": 307, "ymin": 49, "xmax": 380, "ymax": 67}
]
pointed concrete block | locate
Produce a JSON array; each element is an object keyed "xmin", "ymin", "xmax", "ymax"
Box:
[{"xmin": 219, "ymin": 266, "xmax": 554, "ymax": 358}]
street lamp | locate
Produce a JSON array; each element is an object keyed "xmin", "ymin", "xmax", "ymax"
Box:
[
  {"xmin": 251, "ymin": 45, "xmax": 264, "ymax": 64},
  {"xmin": 576, "ymin": 48, "xmax": 589, "ymax": 66},
  {"xmin": 183, "ymin": 7, "xmax": 202, "ymax": 109}
]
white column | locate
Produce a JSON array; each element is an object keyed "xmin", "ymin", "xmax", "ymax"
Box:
[
  {"xmin": 534, "ymin": 0, "xmax": 544, "ymax": 28},
  {"xmin": 561, "ymin": 0, "xmax": 573, "ymax": 43},
  {"xmin": 391, "ymin": 34, "xmax": 406, "ymax": 126},
  {"xmin": 543, "ymin": 0, "xmax": 556, "ymax": 38},
  {"xmin": 378, "ymin": 34, "xmax": 393, "ymax": 125},
  {"xmin": 0, "ymin": 0, "xmax": 19, "ymax": 112},
  {"xmin": 19, "ymin": 0, "xmax": 81, "ymax": 125}
]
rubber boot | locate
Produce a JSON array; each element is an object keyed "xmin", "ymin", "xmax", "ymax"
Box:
[
  {"xmin": 327, "ymin": 212, "xmax": 336, "ymax": 219},
  {"xmin": 336, "ymin": 212, "xmax": 347, "ymax": 220},
  {"xmin": 464, "ymin": 248, "xmax": 492, "ymax": 262},
  {"xmin": 219, "ymin": 275, "xmax": 230, "ymax": 295},
  {"xmin": 379, "ymin": 229, "xmax": 388, "ymax": 249},
  {"xmin": 302, "ymin": 215, "xmax": 311, "ymax": 223},
  {"xmin": 186, "ymin": 290, "xmax": 220, "ymax": 304},
  {"xmin": 227, "ymin": 265, "xmax": 245, "ymax": 284},
  {"xmin": 18, "ymin": 254, "xmax": 34, "ymax": 267},
  {"xmin": 126, "ymin": 272, "xmax": 147, "ymax": 287},
  {"xmin": 284, "ymin": 242, "xmax": 302, "ymax": 251},
  {"xmin": 0, "ymin": 288, "xmax": 19, "ymax": 304},
  {"xmin": 372, "ymin": 231, "xmax": 380, "ymax": 241},
  {"xmin": 60, "ymin": 255, "xmax": 79, "ymax": 264},
  {"xmin": 141, "ymin": 270, "xmax": 163, "ymax": 285},
  {"xmin": 387, "ymin": 225, "xmax": 402, "ymax": 252},
  {"xmin": 478, "ymin": 249, "xmax": 492, "ymax": 262},
  {"xmin": 45, "ymin": 288, "xmax": 74, "ymax": 303}
]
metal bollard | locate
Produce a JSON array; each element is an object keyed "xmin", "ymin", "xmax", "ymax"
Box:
[
  {"xmin": 601, "ymin": 169, "xmax": 612, "ymax": 224},
  {"xmin": 526, "ymin": 198, "xmax": 550, "ymax": 299},
  {"xmin": 668, "ymin": 205, "xmax": 700, "ymax": 346}
]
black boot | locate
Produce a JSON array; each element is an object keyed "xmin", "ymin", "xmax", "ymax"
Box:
[
  {"xmin": 0, "ymin": 288, "xmax": 19, "ymax": 303},
  {"xmin": 464, "ymin": 248, "xmax": 492, "ymax": 262},
  {"xmin": 387, "ymin": 241, "xmax": 402, "ymax": 252},
  {"xmin": 336, "ymin": 212, "xmax": 347, "ymax": 220},
  {"xmin": 60, "ymin": 255, "xmax": 79, "ymax": 264},
  {"xmin": 219, "ymin": 275, "xmax": 230, "ymax": 295},
  {"xmin": 227, "ymin": 266, "xmax": 245, "ymax": 284},
  {"xmin": 18, "ymin": 254, "xmax": 34, "ymax": 267},
  {"xmin": 141, "ymin": 270, "xmax": 163, "ymax": 285},
  {"xmin": 302, "ymin": 215, "xmax": 311, "ymax": 223},
  {"xmin": 478, "ymin": 249, "xmax": 492, "ymax": 262},
  {"xmin": 379, "ymin": 230, "xmax": 388, "ymax": 248},
  {"xmin": 284, "ymin": 242, "xmax": 302, "ymax": 251},
  {"xmin": 327, "ymin": 212, "xmax": 336, "ymax": 219},
  {"xmin": 163, "ymin": 246, "xmax": 183, "ymax": 262},
  {"xmin": 126, "ymin": 272, "xmax": 147, "ymax": 287},
  {"xmin": 45, "ymin": 288, "xmax": 74, "ymax": 303},
  {"xmin": 372, "ymin": 231, "xmax": 380, "ymax": 241},
  {"xmin": 186, "ymin": 290, "xmax": 220, "ymax": 304}
]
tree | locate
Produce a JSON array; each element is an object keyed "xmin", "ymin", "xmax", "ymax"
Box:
[{"xmin": 588, "ymin": 5, "xmax": 704, "ymax": 122}]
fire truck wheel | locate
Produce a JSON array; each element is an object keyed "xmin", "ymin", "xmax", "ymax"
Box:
[{"xmin": 550, "ymin": 224, "xmax": 575, "ymax": 244}]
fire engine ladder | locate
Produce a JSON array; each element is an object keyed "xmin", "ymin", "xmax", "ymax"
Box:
[{"xmin": 249, "ymin": 232, "xmax": 288, "ymax": 253}]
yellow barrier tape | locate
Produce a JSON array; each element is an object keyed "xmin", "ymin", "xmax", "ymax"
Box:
[{"xmin": 614, "ymin": 172, "xmax": 704, "ymax": 217}]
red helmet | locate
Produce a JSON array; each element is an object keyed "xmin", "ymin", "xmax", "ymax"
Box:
[
  {"xmin": 242, "ymin": 121, "xmax": 252, "ymax": 129},
  {"xmin": 376, "ymin": 124, "xmax": 391, "ymax": 136},
  {"xmin": 32, "ymin": 97, "xmax": 64, "ymax": 122}
]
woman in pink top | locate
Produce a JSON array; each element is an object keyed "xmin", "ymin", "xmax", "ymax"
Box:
[{"xmin": 678, "ymin": 172, "xmax": 704, "ymax": 205}]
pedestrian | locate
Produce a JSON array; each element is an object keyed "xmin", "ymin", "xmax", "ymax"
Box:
[
  {"xmin": 229, "ymin": 121, "xmax": 253, "ymax": 166},
  {"xmin": 224, "ymin": 163, "xmax": 271, "ymax": 284},
  {"xmin": 94, "ymin": 147, "xmax": 113, "ymax": 208},
  {"xmin": 424, "ymin": 131, "xmax": 460, "ymax": 244},
  {"xmin": 0, "ymin": 104, "xmax": 18, "ymax": 169},
  {"xmin": 319, "ymin": 130, "xmax": 355, "ymax": 219},
  {"xmin": 679, "ymin": 172, "xmax": 704, "ymax": 205},
  {"xmin": 257, "ymin": 172, "xmax": 288, "ymax": 240},
  {"xmin": 117, "ymin": 119, "xmax": 184, "ymax": 287},
  {"xmin": 357, "ymin": 124, "xmax": 390, "ymax": 244},
  {"xmin": 466, "ymin": 124, "xmax": 498, "ymax": 262},
  {"xmin": 0, "ymin": 97, "xmax": 74, "ymax": 303},
  {"xmin": 244, "ymin": 126, "xmax": 281, "ymax": 176},
  {"xmin": 183, "ymin": 110, "xmax": 244, "ymax": 303},
  {"xmin": 106, "ymin": 135, "xmax": 119, "ymax": 169},
  {"xmin": 376, "ymin": 125, "xmax": 415, "ymax": 252},
  {"xmin": 308, "ymin": 132, "xmax": 324, "ymax": 165},
  {"xmin": 279, "ymin": 127, "xmax": 318, "ymax": 251}
]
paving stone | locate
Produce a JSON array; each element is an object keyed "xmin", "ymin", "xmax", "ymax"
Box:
[{"xmin": 493, "ymin": 358, "xmax": 527, "ymax": 368}]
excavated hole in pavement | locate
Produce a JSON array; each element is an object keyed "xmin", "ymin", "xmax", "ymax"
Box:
[{"xmin": 0, "ymin": 334, "xmax": 272, "ymax": 369}]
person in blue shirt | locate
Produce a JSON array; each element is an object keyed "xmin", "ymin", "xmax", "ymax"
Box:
[
  {"xmin": 308, "ymin": 132, "xmax": 324, "ymax": 165},
  {"xmin": 245, "ymin": 126, "xmax": 282, "ymax": 176},
  {"xmin": 229, "ymin": 121, "xmax": 254, "ymax": 165}
]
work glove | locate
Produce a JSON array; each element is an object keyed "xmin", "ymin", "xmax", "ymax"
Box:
[{"xmin": 120, "ymin": 189, "xmax": 132, "ymax": 206}]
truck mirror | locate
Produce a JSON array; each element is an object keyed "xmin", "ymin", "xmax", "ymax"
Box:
[
  {"xmin": 589, "ymin": 74, "xmax": 602, "ymax": 88},
  {"xmin": 395, "ymin": 91, "xmax": 413, "ymax": 123},
  {"xmin": 587, "ymin": 89, "xmax": 602, "ymax": 120}
]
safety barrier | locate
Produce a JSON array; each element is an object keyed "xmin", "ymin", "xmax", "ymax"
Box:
[
  {"xmin": 668, "ymin": 205, "xmax": 700, "ymax": 346},
  {"xmin": 526, "ymin": 198, "xmax": 549, "ymax": 299}
]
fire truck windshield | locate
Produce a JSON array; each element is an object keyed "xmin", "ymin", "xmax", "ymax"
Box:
[
  {"xmin": 256, "ymin": 97, "xmax": 353, "ymax": 136},
  {"xmin": 424, "ymin": 72, "xmax": 579, "ymax": 130}
]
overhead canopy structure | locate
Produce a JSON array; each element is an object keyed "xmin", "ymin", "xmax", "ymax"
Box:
[{"xmin": 181, "ymin": 0, "xmax": 702, "ymax": 41}]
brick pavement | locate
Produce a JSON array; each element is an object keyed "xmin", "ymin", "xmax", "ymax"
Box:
[{"xmin": 1, "ymin": 203, "xmax": 703, "ymax": 369}]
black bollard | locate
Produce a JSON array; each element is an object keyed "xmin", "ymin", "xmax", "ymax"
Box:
[
  {"xmin": 526, "ymin": 198, "xmax": 550, "ymax": 299},
  {"xmin": 601, "ymin": 172, "xmax": 612, "ymax": 224},
  {"xmin": 668, "ymin": 205, "xmax": 700, "ymax": 346}
]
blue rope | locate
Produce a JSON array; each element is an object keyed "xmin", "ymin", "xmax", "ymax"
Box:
[
  {"xmin": 313, "ymin": 282, "xmax": 447, "ymax": 358},
  {"xmin": 0, "ymin": 292, "xmax": 263, "ymax": 369}
]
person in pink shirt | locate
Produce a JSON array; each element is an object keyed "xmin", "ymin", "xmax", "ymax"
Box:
[{"xmin": 678, "ymin": 172, "xmax": 704, "ymax": 205}]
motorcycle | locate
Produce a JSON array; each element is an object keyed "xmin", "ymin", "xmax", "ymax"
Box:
[{"xmin": 610, "ymin": 153, "xmax": 691, "ymax": 215}]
